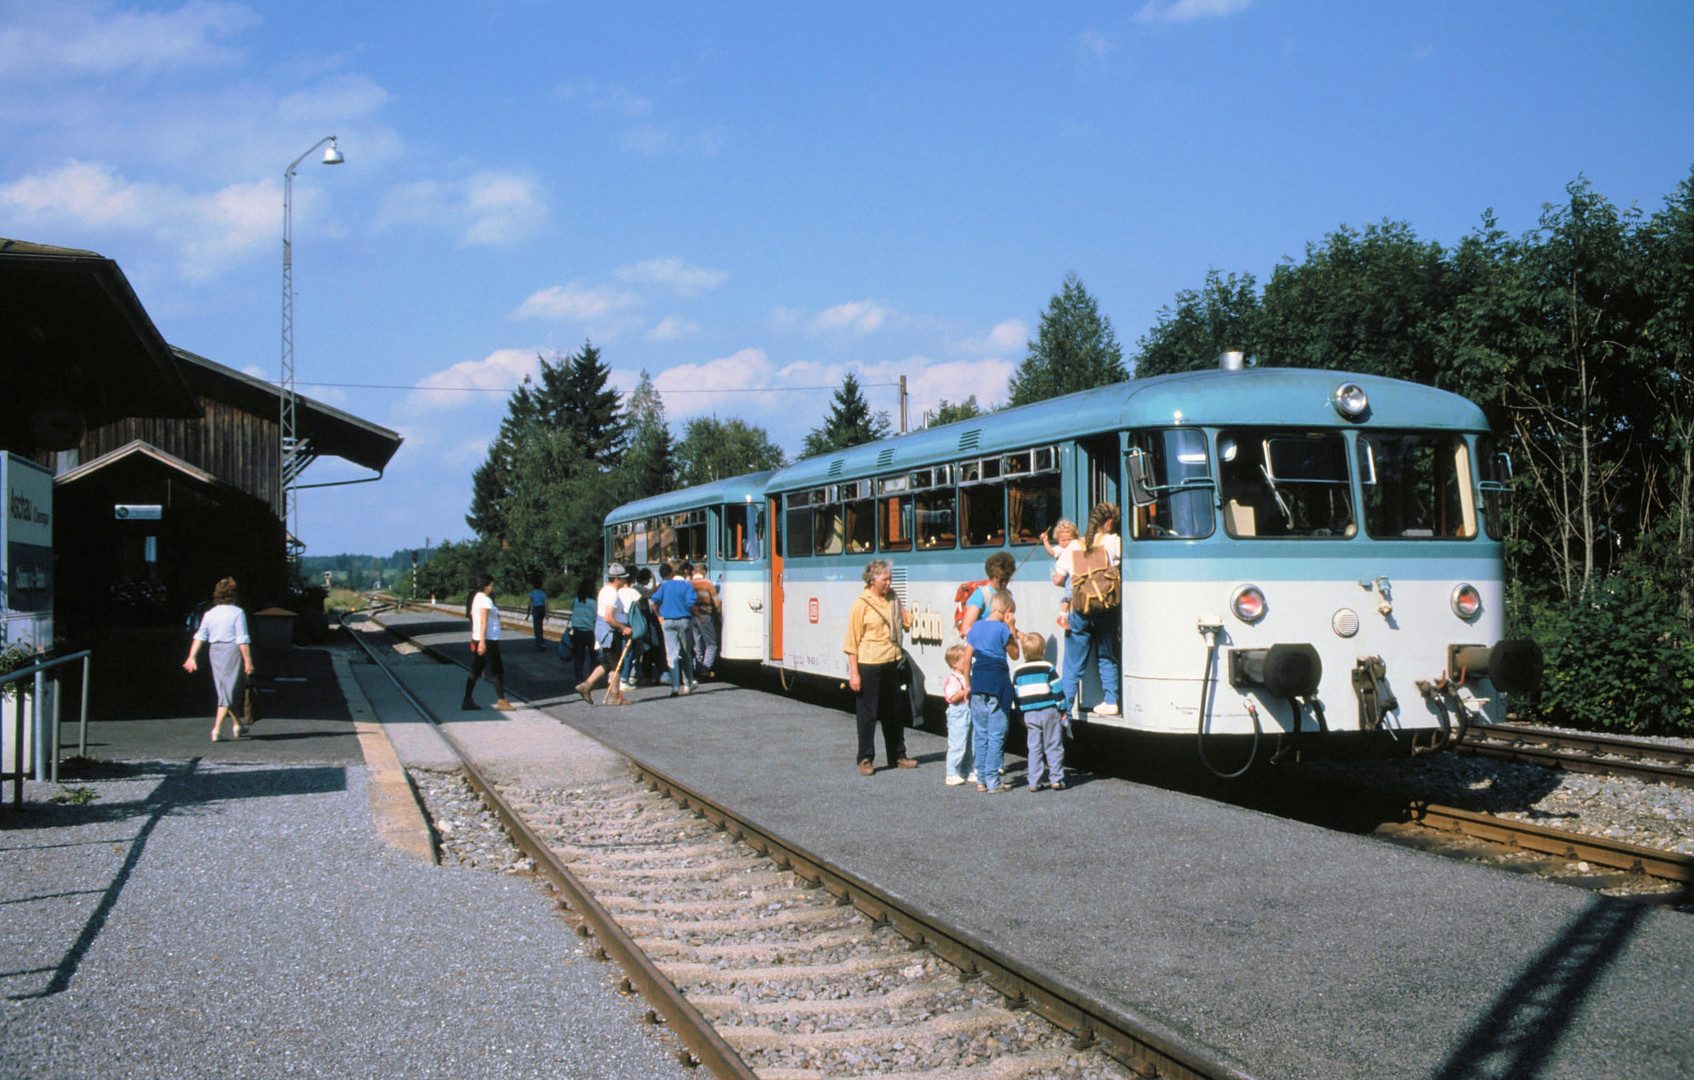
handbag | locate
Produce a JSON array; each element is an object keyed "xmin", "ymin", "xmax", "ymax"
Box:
[
  {"xmin": 896, "ymin": 649, "xmax": 927, "ymax": 724},
  {"xmin": 242, "ymin": 682, "xmax": 263, "ymax": 727}
]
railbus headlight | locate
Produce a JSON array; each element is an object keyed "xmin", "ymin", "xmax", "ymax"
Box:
[
  {"xmin": 1333, "ymin": 382, "xmax": 1369, "ymax": 421},
  {"xmin": 1231, "ymin": 585, "xmax": 1267, "ymax": 623},
  {"xmin": 1451, "ymin": 584, "xmax": 1482, "ymax": 620}
]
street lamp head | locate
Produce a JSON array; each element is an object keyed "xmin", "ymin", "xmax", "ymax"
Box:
[{"xmin": 322, "ymin": 139, "xmax": 344, "ymax": 166}]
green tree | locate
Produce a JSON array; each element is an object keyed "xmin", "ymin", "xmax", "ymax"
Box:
[
  {"xmin": 801, "ymin": 373, "xmax": 892, "ymax": 458},
  {"xmin": 674, "ymin": 416, "xmax": 786, "ymax": 486},
  {"xmin": 1637, "ymin": 166, "xmax": 1694, "ymax": 622},
  {"xmin": 465, "ymin": 342, "xmax": 628, "ymax": 593},
  {"xmin": 619, "ymin": 370, "xmax": 676, "ymax": 501},
  {"xmin": 1007, "ymin": 274, "xmax": 1126, "ymax": 406},
  {"xmin": 1503, "ymin": 179, "xmax": 1645, "ymax": 598},
  {"xmin": 1256, "ymin": 220, "xmax": 1449, "ymax": 383},
  {"xmin": 925, "ymin": 395, "xmax": 986, "ymax": 427},
  {"xmin": 1133, "ymin": 270, "xmax": 1262, "ymax": 378}
]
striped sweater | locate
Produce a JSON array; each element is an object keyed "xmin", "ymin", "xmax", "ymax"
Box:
[{"xmin": 1012, "ymin": 660, "xmax": 1064, "ymax": 713}]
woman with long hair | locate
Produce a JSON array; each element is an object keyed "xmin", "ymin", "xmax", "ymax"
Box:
[{"xmin": 1053, "ymin": 502, "xmax": 1122, "ymax": 717}]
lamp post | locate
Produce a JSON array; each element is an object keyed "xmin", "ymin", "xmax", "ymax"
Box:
[{"xmin": 280, "ymin": 135, "xmax": 344, "ymax": 580}]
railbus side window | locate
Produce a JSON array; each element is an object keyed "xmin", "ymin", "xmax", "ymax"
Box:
[
  {"xmin": 812, "ymin": 485, "xmax": 844, "ymax": 556},
  {"xmin": 785, "ymin": 492, "xmax": 813, "ymax": 558},
  {"xmin": 877, "ymin": 475, "xmax": 913, "ymax": 552},
  {"xmin": 1128, "ymin": 430, "xmax": 1214, "ymax": 539},
  {"xmin": 1477, "ymin": 435, "xmax": 1511, "ymax": 540},
  {"xmin": 724, "ymin": 504, "xmax": 763, "ymax": 560},
  {"xmin": 1217, "ymin": 429, "xmax": 1355, "ymax": 539},
  {"xmin": 679, "ymin": 510, "xmax": 709, "ymax": 561},
  {"xmin": 958, "ymin": 456, "xmax": 1006, "ymax": 547},
  {"xmin": 1359, "ymin": 432, "xmax": 1475, "ymax": 539},
  {"xmin": 613, "ymin": 523, "xmax": 636, "ymax": 567},
  {"xmin": 841, "ymin": 480, "xmax": 876, "ymax": 554},
  {"xmin": 912, "ymin": 465, "xmax": 956, "ymax": 550},
  {"xmin": 1006, "ymin": 446, "xmax": 1061, "ymax": 544}
]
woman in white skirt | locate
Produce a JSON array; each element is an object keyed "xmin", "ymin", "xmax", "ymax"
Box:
[{"xmin": 182, "ymin": 577, "xmax": 256, "ymax": 741}]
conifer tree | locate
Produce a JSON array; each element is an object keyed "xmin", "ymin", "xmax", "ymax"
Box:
[
  {"xmin": 1006, "ymin": 274, "xmax": 1127, "ymax": 406},
  {"xmin": 801, "ymin": 372, "xmax": 892, "ymax": 458}
]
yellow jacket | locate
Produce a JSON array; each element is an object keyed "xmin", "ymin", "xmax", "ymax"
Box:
[{"xmin": 843, "ymin": 588, "xmax": 911, "ymax": 665}]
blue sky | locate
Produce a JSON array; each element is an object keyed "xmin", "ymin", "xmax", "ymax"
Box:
[{"xmin": 4, "ymin": 1, "xmax": 1691, "ymax": 557}]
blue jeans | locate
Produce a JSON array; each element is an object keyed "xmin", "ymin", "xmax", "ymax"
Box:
[
  {"xmin": 1061, "ymin": 609, "xmax": 1120, "ymax": 711},
  {"xmin": 970, "ymin": 693, "xmax": 1010, "ymax": 790},
  {"xmin": 945, "ymin": 702, "xmax": 974, "ymax": 780},
  {"xmin": 661, "ymin": 618, "xmax": 696, "ymax": 690}
]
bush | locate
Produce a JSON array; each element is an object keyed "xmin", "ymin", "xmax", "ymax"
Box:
[{"xmin": 1510, "ymin": 572, "xmax": 1694, "ymax": 736}]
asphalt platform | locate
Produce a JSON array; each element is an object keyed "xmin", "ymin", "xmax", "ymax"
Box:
[
  {"xmin": 378, "ymin": 609, "xmax": 1694, "ymax": 1080},
  {"xmin": 0, "ymin": 627, "xmax": 700, "ymax": 1080}
]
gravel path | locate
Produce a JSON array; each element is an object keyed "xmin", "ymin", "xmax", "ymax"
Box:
[{"xmin": 0, "ymin": 761, "xmax": 695, "ymax": 1080}]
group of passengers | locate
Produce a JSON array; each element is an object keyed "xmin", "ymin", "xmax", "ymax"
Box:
[
  {"xmin": 572, "ymin": 560, "xmax": 721, "ymax": 707},
  {"xmin": 847, "ymin": 501, "xmax": 1123, "ymax": 794}
]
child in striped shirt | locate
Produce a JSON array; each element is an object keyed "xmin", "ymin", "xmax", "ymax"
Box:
[{"xmin": 1013, "ymin": 632, "xmax": 1066, "ymax": 791}]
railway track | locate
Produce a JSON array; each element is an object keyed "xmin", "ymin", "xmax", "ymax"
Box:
[
  {"xmin": 345, "ymin": 610, "xmax": 1246, "ymax": 1080},
  {"xmin": 376, "ymin": 600, "xmax": 1694, "ymax": 899},
  {"xmin": 1458, "ymin": 722, "xmax": 1694, "ymax": 789}
]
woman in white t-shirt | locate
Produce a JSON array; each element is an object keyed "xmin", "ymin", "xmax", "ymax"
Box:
[
  {"xmin": 182, "ymin": 577, "xmax": 255, "ymax": 742},
  {"xmin": 1052, "ymin": 502, "xmax": 1122, "ymax": 717},
  {"xmin": 463, "ymin": 574, "xmax": 515, "ymax": 711}
]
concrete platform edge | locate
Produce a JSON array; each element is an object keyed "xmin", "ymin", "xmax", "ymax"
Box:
[{"xmin": 331, "ymin": 651, "xmax": 437, "ymax": 863}]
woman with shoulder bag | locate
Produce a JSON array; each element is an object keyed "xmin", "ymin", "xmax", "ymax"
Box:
[
  {"xmin": 844, "ymin": 559, "xmax": 917, "ymax": 775},
  {"xmin": 1054, "ymin": 502, "xmax": 1122, "ymax": 717}
]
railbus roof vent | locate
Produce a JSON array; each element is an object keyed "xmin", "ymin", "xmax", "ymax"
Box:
[
  {"xmin": 958, "ymin": 428, "xmax": 982, "ymax": 453},
  {"xmin": 877, "ymin": 448, "xmax": 896, "ymax": 469},
  {"xmin": 827, "ymin": 459, "xmax": 844, "ymax": 479}
]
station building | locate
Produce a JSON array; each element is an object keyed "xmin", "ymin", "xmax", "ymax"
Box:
[{"xmin": 2, "ymin": 238, "xmax": 401, "ymax": 643}]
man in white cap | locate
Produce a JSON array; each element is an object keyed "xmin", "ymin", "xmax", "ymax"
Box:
[{"xmin": 576, "ymin": 563, "xmax": 633, "ymax": 705}]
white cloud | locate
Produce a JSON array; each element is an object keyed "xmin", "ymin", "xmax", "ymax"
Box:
[
  {"xmin": 647, "ymin": 315, "xmax": 700, "ymax": 342},
  {"xmin": 615, "ymin": 256, "xmax": 729, "ymax": 297},
  {"xmin": 620, "ymin": 124, "xmax": 726, "ymax": 157},
  {"xmin": 0, "ymin": 159, "xmax": 276, "ymax": 277},
  {"xmin": 0, "ymin": 0, "xmax": 258, "ymax": 83},
  {"xmin": 1136, "ymin": 0, "xmax": 1254, "ymax": 23},
  {"xmin": 377, "ymin": 170, "xmax": 546, "ymax": 248},
  {"xmin": 554, "ymin": 79, "xmax": 653, "ymax": 117},
  {"xmin": 1078, "ymin": 29, "xmax": 1117, "ymax": 64},
  {"xmin": 814, "ymin": 300, "xmax": 897, "ymax": 335},
  {"xmin": 401, "ymin": 348, "xmax": 539, "ymax": 414},
  {"xmin": 512, "ymin": 282, "xmax": 643, "ymax": 322}
]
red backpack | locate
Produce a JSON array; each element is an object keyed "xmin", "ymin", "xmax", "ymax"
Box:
[{"xmin": 953, "ymin": 579, "xmax": 990, "ymax": 634}]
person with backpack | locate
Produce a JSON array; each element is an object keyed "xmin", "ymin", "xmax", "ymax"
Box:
[
  {"xmin": 1053, "ymin": 502, "xmax": 1122, "ymax": 717},
  {"xmin": 956, "ymin": 551, "xmax": 1017, "ymax": 637}
]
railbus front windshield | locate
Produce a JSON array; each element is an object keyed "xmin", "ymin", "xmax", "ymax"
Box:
[{"xmin": 1126, "ymin": 425, "xmax": 1486, "ymax": 542}]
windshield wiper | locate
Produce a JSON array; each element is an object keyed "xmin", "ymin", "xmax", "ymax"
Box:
[{"xmin": 1260, "ymin": 464, "xmax": 1295, "ymax": 528}]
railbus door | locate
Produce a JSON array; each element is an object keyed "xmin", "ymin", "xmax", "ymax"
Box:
[
  {"xmin": 768, "ymin": 496, "xmax": 784, "ymax": 661},
  {"xmin": 1078, "ymin": 434, "xmax": 1121, "ymax": 516}
]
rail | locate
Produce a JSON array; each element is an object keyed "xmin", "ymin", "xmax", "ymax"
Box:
[
  {"xmin": 2, "ymin": 650, "xmax": 92, "ymax": 808},
  {"xmin": 361, "ymin": 605, "xmax": 1255, "ymax": 1080},
  {"xmin": 1459, "ymin": 722, "xmax": 1694, "ymax": 789}
]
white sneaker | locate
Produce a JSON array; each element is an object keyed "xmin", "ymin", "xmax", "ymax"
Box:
[
  {"xmin": 945, "ymin": 775, "xmax": 966, "ymax": 786},
  {"xmin": 1092, "ymin": 703, "xmax": 1119, "ymax": 716},
  {"xmin": 966, "ymin": 772, "xmax": 978, "ymax": 784}
]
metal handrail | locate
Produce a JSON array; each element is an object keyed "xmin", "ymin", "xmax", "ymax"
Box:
[{"xmin": 3, "ymin": 650, "xmax": 92, "ymax": 808}]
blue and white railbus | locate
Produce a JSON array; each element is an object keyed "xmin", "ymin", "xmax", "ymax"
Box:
[
  {"xmin": 763, "ymin": 360, "xmax": 1538, "ymax": 766},
  {"xmin": 603, "ymin": 471, "xmax": 773, "ymax": 662}
]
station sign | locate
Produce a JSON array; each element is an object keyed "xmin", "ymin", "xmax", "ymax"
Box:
[
  {"xmin": 114, "ymin": 504, "xmax": 163, "ymax": 520},
  {"xmin": 2, "ymin": 452, "xmax": 54, "ymax": 652}
]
